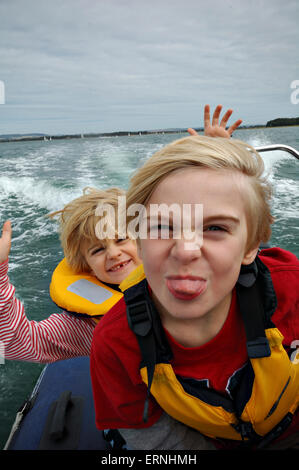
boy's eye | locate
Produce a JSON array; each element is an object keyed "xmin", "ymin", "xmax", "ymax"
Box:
[
  {"xmin": 206, "ymin": 225, "xmax": 226, "ymax": 232},
  {"xmin": 158, "ymin": 224, "xmax": 172, "ymax": 231},
  {"xmin": 91, "ymin": 246, "xmax": 104, "ymax": 255},
  {"xmin": 116, "ymin": 238, "xmax": 128, "ymax": 243}
]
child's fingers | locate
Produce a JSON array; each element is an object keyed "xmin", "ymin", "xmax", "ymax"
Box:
[
  {"xmin": 228, "ymin": 119, "xmax": 243, "ymax": 134},
  {"xmin": 211, "ymin": 104, "xmax": 222, "ymax": 126},
  {"xmin": 0, "ymin": 220, "xmax": 12, "ymax": 262},
  {"xmin": 1, "ymin": 220, "xmax": 12, "ymax": 245},
  {"xmin": 2, "ymin": 220, "xmax": 12, "ymax": 237},
  {"xmin": 220, "ymin": 109, "xmax": 233, "ymax": 127},
  {"xmin": 204, "ymin": 104, "xmax": 211, "ymax": 128},
  {"xmin": 187, "ymin": 128, "xmax": 198, "ymax": 136}
]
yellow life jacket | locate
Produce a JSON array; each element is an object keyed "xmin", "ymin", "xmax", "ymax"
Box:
[
  {"xmin": 50, "ymin": 258, "xmax": 123, "ymax": 323},
  {"xmin": 123, "ymin": 257, "xmax": 299, "ymax": 447}
]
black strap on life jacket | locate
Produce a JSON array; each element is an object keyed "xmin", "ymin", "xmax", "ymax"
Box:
[
  {"xmin": 127, "ymin": 296, "xmax": 156, "ymax": 421},
  {"xmin": 125, "ymin": 257, "xmax": 276, "ymax": 425},
  {"xmin": 125, "ymin": 279, "xmax": 172, "ymax": 422},
  {"xmin": 236, "ymin": 259, "xmax": 271, "ymax": 359}
]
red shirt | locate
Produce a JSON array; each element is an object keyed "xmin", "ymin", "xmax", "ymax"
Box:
[{"xmin": 90, "ymin": 248, "xmax": 299, "ymax": 441}]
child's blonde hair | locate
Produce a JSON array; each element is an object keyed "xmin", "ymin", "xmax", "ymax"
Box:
[
  {"xmin": 126, "ymin": 136, "xmax": 274, "ymax": 251},
  {"xmin": 49, "ymin": 187, "xmax": 126, "ymax": 273}
]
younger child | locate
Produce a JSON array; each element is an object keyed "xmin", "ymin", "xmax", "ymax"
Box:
[
  {"xmin": 90, "ymin": 135, "xmax": 299, "ymax": 450},
  {"xmin": 0, "ymin": 187, "xmax": 141, "ymax": 362}
]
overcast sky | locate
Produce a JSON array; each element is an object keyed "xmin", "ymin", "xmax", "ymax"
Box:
[{"xmin": 0, "ymin": 0, "xmax": 298, "ymax": 135}]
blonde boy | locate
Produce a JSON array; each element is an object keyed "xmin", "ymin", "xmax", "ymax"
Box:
[
  {"xmin": 90, "ymin": 136, "xmax": 299, "ymax": 450},
  {"xmin": 0, "ymin": 187, "xmax": 141, "ymax": 363}
]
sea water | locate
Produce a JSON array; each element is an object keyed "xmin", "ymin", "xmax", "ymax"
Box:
[{"xmin": 0, "ymin": 127, "xmax": 298, "ymax": 447}]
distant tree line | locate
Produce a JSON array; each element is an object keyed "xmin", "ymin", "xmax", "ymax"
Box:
[{"xmin": 266, "ymin": 117, "xmax": 299, "ymax": 127}]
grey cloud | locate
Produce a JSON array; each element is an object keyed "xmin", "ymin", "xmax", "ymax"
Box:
[{"xmin": 0, "ymin": 0, "xmax": 298, "ymax": 134}]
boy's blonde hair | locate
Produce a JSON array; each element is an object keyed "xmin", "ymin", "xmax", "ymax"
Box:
[
  {"xmin": 126, "ymin": 136, "xmax": 274, "ymax": 251},
  {"xmin": 49, "ymin": 187, "xmax": 126, "ymax": 273}
]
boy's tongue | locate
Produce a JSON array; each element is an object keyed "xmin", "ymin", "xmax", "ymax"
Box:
[{"xmin": 166, "ymin": 278, "xmax": 205, "ymax": 294}]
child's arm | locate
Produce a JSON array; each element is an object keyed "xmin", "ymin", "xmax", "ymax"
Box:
[
  {"xmin": 188, "ymin": 104, "xmax": 243, "ymax": 138},
  {"xmin": 0, "ymin": 222, "xmax": 95, "ymax": 363}
]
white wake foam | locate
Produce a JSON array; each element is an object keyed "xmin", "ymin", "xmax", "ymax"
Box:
[{"xmin": 0, "ymin": 176, "xmax": 82, "ymax": 212}]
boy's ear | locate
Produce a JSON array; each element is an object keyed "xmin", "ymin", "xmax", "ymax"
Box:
[{"xmin": 242, "ymin": 244, "xmax": 260, "ymax": 265}]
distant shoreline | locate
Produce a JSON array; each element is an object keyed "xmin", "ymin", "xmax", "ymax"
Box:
[{"xmin": 0, "ymin": 123, "xmax": 298, "ymax": 144}]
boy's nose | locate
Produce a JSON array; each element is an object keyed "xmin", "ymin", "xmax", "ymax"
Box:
[
  {"xmin": 106, "ymin": 243, "xmax": 122, "ymax": 259},
  {"xmin": 170, "ymin": 237, "xmax": 202, "ymax": 263}
]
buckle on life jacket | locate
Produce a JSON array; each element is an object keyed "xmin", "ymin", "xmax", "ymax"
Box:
[
  {"xmin": 239, "ymin": 422, "xmax": 258, "ymax": 442},
  {"xmin": 256, "ymin": 412, "xmax": 294, "ymax": 449},
  {"xmin": 126, "ymin": 300, "xmax": 152, "ymax": 336},
  {"xmin": 234, "ymin": 412, "xmax": 294, "ymax": 449},
  {"xmin": 246, "ymin": 337, "xmax": 271, "ymax": 359}
]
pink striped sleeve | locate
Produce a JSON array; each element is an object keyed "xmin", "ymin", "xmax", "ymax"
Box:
[{"xmin": 0, "ymin": 259, "xmax": 96, "ymax": 363}]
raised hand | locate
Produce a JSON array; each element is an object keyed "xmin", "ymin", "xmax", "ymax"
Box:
[
  {"xmin": 188, "ymin": 104, "xmax": 243, "ymax": 138},
  {"xmin": 0, "ymin": 220, "xmax": 12, "ymax": 264}
]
